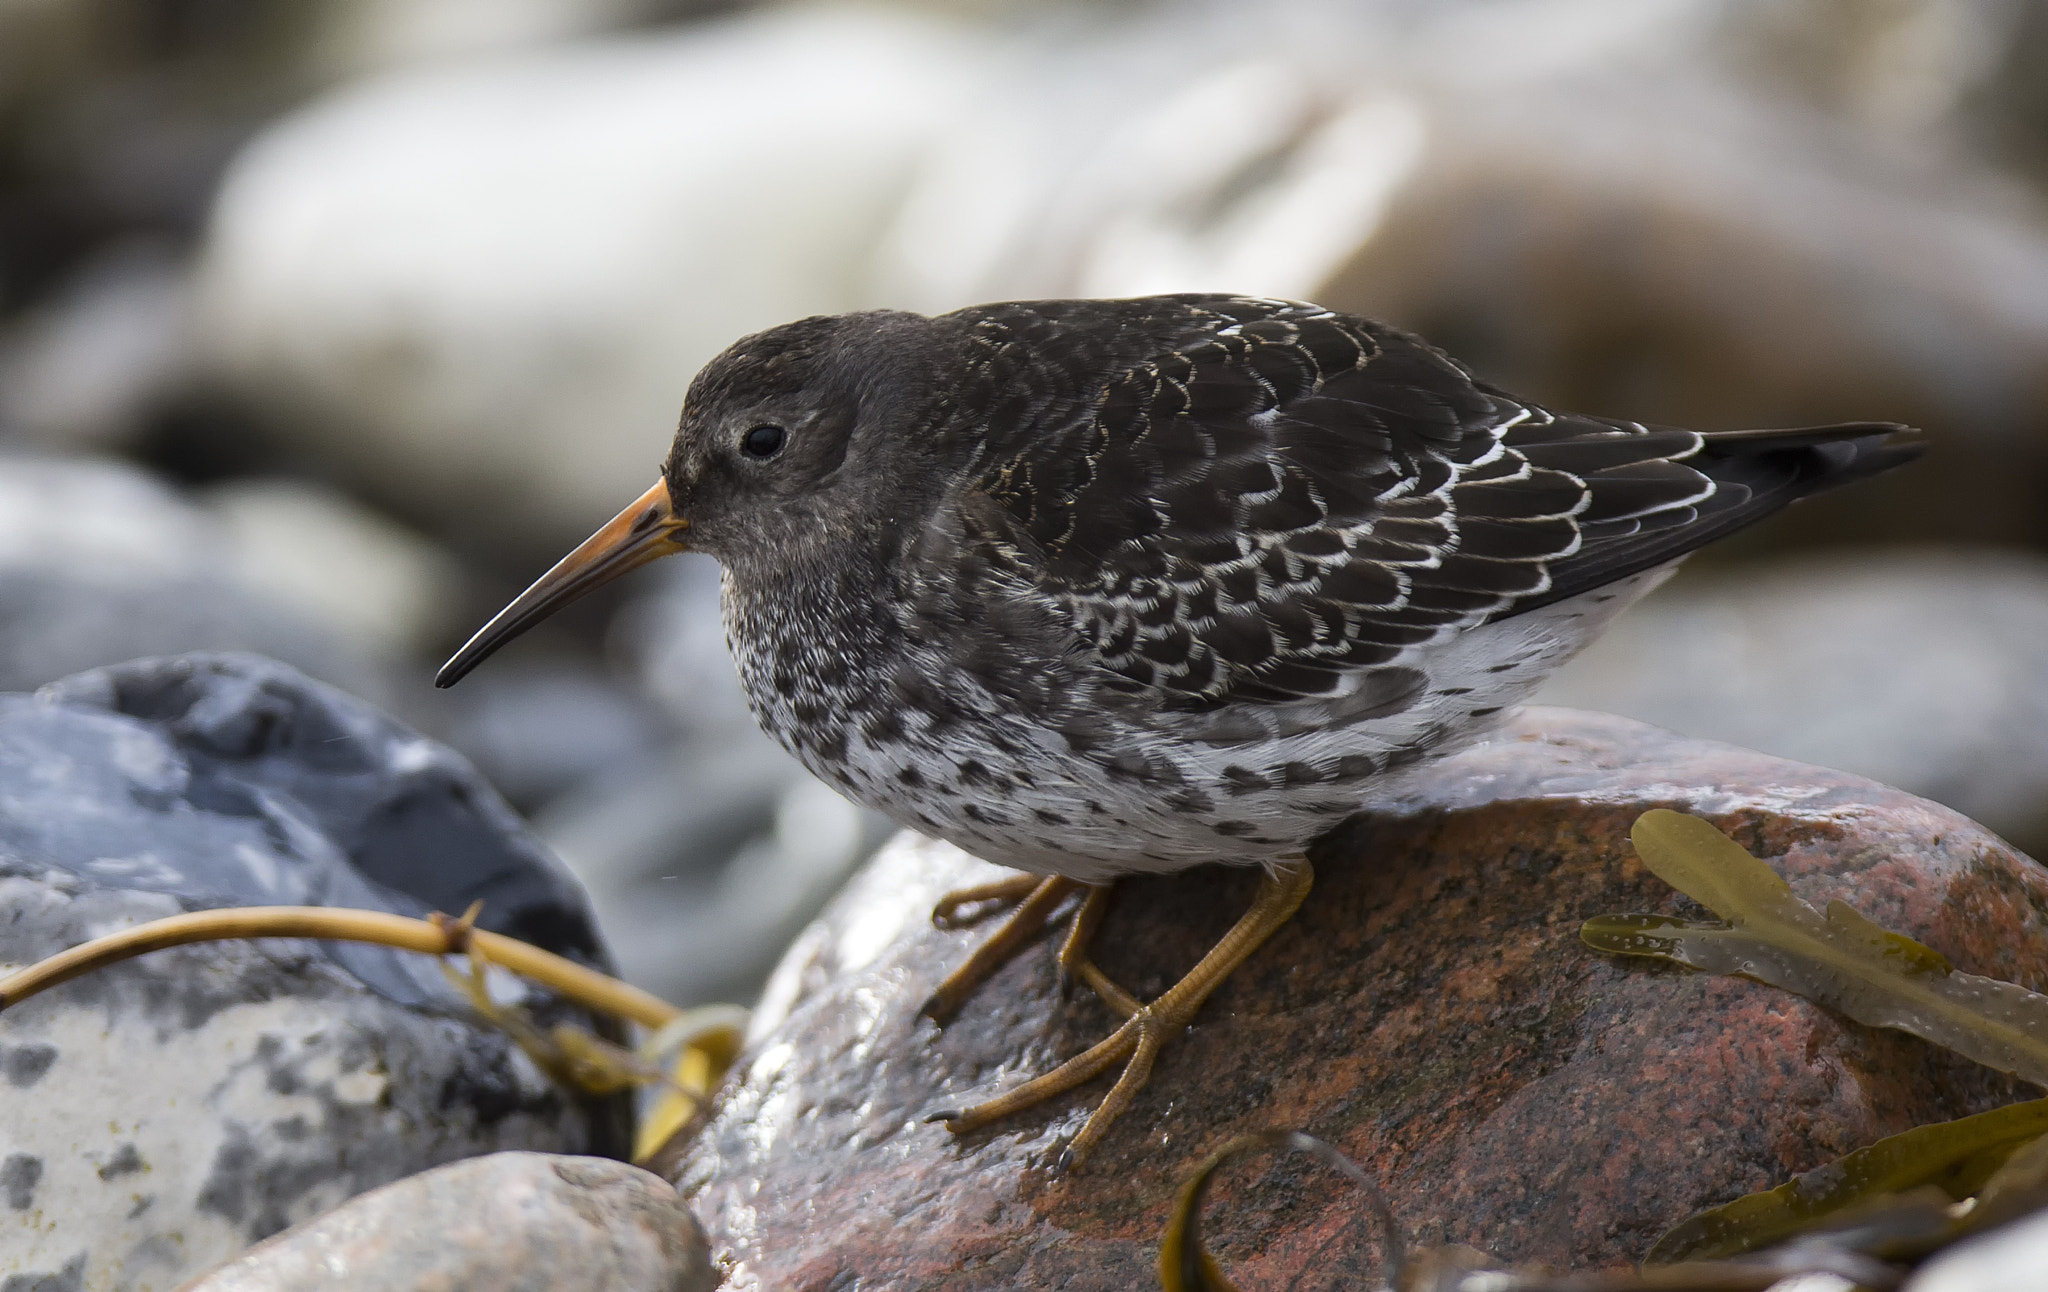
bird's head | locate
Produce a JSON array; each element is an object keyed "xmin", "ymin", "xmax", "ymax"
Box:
[{"xmin": 435, "ymin": 309, "xmax": 951, "ymax": 688}]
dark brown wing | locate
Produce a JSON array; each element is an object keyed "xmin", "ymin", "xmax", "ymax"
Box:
[{"xmin": 954, "ymin": 294, "xmax": 1919, "ymax": 710}]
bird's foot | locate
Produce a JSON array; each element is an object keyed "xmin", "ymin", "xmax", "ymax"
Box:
[
  {"xmin": 1055, "ymin": 883, "xmax": 1141, "ymax": 1015},
  {"xmin": 932, "ymin": 858, "xmax": 1314, "ymax": 1168},
  {"xmin": 923, "ymin": 874, "xmax": 1080, "ymax": 1023},
  {"xmin": 929, "ymin": 872, "xmax": 1055, "ymax": 930}
]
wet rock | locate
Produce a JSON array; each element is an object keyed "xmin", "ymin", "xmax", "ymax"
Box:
[
  {"xmin": 668, "ymin": 707, "xmax": 2048, "ymax": 1286},
  {"xmin": 0, "ymin": 652, "xmax": 628, "ymax": 1290},
  {"xmin": 0, "ymin": 455, "xmax": 408, "ymax": 705},
  {"xmin": 179, "ymin": 1152, "xmax": 718, "ymax": 1292},
  {"xmin": 1537, "ymin": 547, "xmax": 2048, "ymax": 855}
]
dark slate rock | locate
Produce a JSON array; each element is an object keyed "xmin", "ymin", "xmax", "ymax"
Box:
[
  {"xmin": 0, "ymin": 652, "xmax": 630, "ymax": 1289},
  {"xmin": 8, "ymin": 651, "xmax": 611, "ymax": 1000}
]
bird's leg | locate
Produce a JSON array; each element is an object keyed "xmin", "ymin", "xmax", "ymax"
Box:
[
  {"xmin": 924, "ymin": 875, "xmax": 1081, "ymax": 1023},
  {"xmin": 1056, "ymin": 884, "xmax": 1141, "ymax": 1018},
  {"xmin": 929, "ymin": 872, "xmax": 1052, "ymax": 929},
  {"xmin": 936, "ymin": 858, "xmax": 1314, "ymax": 1167}
]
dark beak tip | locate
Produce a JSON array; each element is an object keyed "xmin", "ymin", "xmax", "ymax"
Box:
[{"xmin": 434, "ymin": 645, "xmax": 486, "ymax": 689}]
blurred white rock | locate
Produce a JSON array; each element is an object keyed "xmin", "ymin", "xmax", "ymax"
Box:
[
  {"xmin": 198, "ymin": 4, "xmax": 991, "ymax": 555},
  {"xmin": 876, "ymin": 51, "xmax": 1430, "ymax": 310},
  {"xmin": 883, "ymin": 1, "xmax": 2048, "ymax": 496},
  {"xmin": 303, "ymin": 0, "xmax": 718, "ymax": 82},
  {"xmin": 875, "ymin": 0, "xmax": 2035, "ymax": 311},
  {"xmin": 1904, "ymin": 1205, "xmax": 2048, "ymax": 1292},
  {"xmin": 1322, "ymin": 74, "xmax": 2048, "ymax": 482},
  {"xmin": 196, "ymin": 0, "xmax": 2048, "ymax": 565},
  {"xmin": 0, "ymin": 456, "xmax": 416, "ymax": 704},
  {"xmin": 1709, "ymin": 0, "xmax": 2020, "ymax": 130},
  {"xmin": 0, "ymin": 242, "xmax": 195, "ymax": 452},
  {"xmin": 200, "ymin": 476, "xmax": 461, "ymax": 657},
  {"xmin": 1536, "ymin": 547, "xmax": 2048, "ymax": 851}
]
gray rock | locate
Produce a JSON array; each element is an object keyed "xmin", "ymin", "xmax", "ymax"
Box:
[
  {"xmin": 0, "ymin": 455, "xmax": 402, "ymax": 706},
  {"xmin": 441, "ymin": 658, "xmax": 675, "ymax": 811},
  {"xmin": 177, "ymin": 1152, "xmax": 718, "ymax": 1292},
  {"xmin": 1536, "ymin": 548, "xmax": 2048, "ymax": 853},
  {"xmin": 0, "ymin": 653, "xmax": 630, "ymax": 1290}
]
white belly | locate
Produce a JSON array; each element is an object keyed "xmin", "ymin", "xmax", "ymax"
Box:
[{"xmin": 802, "ymin": 566, "xmax": 1677, "ymax": 883}]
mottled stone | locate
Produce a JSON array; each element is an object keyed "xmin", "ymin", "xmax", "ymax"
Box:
[
  {"xmin": 0, "ymin": 653, "xmax": 628, "ymax": 1290},
  {"xmin": 179, "ymin": 1153, "xmax": 718, "ymax": 1292},
  {"xmin": 669, "ymin": 707, "xmax": 2048, "ymax": 1288}
]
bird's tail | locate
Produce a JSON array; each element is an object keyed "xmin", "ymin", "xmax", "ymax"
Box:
[{"xmin": 1695, "ymin": 421, "xmax": 1926, "ymax": 495}]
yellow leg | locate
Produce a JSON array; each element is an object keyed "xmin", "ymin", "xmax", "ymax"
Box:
[
  {"xmin": 929, "ymin": 872, "xmax": 1051, "ymax": 930},
  {"xmin": 934, "ymin": 859, "xmax": 1314, "ymax": 1167},
  {"xmin": 1057, "ymin": 885, "xmax": 1141, "ymax": 1018},
  {"xmin": 923, "ymin": 875, "xmax": 1080, "ymax": 1023}
]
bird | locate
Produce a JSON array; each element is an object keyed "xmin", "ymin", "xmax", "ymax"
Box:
[{"xmin": 436, "ymin": 293, "xmax": 1922, "ymax": 1166}]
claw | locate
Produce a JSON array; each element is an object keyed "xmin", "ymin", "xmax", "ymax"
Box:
[
  {"xmin": 924, "ymin": 875, "xmax": 1079, "ymax": 1023},
  {"xmin": 935, "ymin": 860, "xmax": 1314, "ymax": 1165},
  {"xmin": 929, "ymin": 873, "xmax": 1047, "ymax": 930}
]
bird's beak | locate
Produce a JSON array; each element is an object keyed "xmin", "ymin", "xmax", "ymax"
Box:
[{"xmin": 436, "ymin": 479, "xmax": 690, "ymax": 688}]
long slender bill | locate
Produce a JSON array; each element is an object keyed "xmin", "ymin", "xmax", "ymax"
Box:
[{"xmin": 436, "ymin": 480, "xmax": 689, "ymax": 688}]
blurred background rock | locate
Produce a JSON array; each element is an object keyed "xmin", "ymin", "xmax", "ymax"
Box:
[{"xmin": 4, "ymin": 0, "xmax": 2048, "ymax": 1008}]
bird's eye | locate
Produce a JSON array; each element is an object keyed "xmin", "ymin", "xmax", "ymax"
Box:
[{"xmin": 741, "ymin": 424, "xmax": 787, "ymax": 459}]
